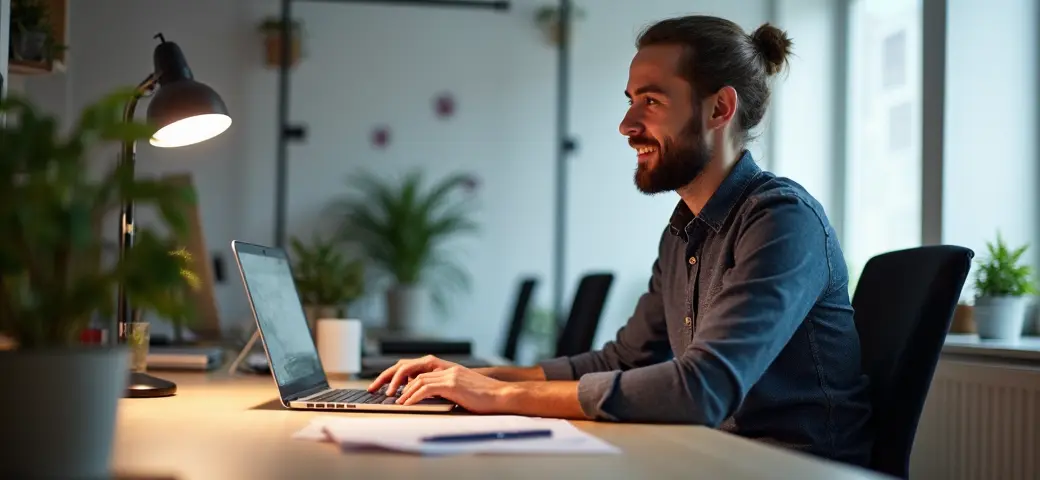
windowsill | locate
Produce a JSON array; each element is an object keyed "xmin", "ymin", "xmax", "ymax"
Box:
[{"xmin": 943, "ymin": 333, "xmax": 1040, "ymax": 362}]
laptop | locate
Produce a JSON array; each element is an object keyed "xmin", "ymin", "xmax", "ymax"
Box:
[{"xmin": 231, "ymin": 240, "xmax": 456, "ymax": 412}]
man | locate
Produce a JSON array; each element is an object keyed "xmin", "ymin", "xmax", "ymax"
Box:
[{"xmin": 368, "ymin": 15, "xmax": 874, "ymax": 466}]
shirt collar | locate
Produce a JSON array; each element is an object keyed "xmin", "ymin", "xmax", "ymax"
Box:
[{"xmin": 668, "ymin": 150, "xmax": 762, "ymax": 238}]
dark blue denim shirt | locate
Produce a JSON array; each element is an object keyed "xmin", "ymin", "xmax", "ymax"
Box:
[{"xmin": 541, "ymin": 151, "xmax": 874, "ymax": 466}]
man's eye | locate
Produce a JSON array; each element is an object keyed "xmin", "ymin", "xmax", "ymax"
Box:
[{"xmin": 645, "ymin": 97, "xmax": 660, "ymax": 105}]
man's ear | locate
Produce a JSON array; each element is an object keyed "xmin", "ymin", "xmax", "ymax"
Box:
[{"xmin": 705, "ymin": 86, "xmax": 738, "ymax": 131}]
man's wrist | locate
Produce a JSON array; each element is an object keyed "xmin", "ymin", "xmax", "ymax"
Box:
[{"xmin": 477, "ymin": 366, "xmax": 546, "ymax": 382}]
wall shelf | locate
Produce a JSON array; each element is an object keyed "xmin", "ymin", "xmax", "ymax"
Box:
[
  {"xmin": 6, "ymin": 0, "xmax": 68, "ymax": 76},
  {"xmin": 8, "ymin": 58, "xmax": 64, "ymax": 75}
]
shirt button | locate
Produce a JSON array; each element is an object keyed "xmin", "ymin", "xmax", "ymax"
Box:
[
  {"xmin": 684, "ymin": 316, "xmax": 692, "ymax": 326},
  {"xmin": 688, "ymin": 256, "xmax": 697, "ymax": 265}
]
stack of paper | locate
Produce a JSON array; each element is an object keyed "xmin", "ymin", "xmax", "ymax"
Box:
[{"xmin": 293, "ymin": 415, "xmax": 621, "ymax": 456}]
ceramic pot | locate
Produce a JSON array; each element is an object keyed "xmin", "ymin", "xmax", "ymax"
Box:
[
  {"xmin": 973, "ymin": 295, "xmax": 1029, "ymax": 340},
  {"xmin": 302, "ymin": 305, "xmax": 343, "ymax": 342},
  {"xmin": 11, "ymin": 30, "xmax": 48, "ymax": 61},
  {"xmin": 386, "ymin": 284, "xmax": 426, "ymax": 333},
  {"xmin": 263, "ymin": 32, "xmax": 301, "ymax": 67},
  {"xmin": 0, "ymin": 347, "xmax": 129, "ymax": 479}
]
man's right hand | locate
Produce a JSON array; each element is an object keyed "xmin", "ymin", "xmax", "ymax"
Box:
[{"xmin": 366, "ymin": 355, "xmax": 460, "ymax": 395}]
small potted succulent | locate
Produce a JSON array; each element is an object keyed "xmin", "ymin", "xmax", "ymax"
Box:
[
  {"xmin": 972, "ymin": 233, "xmax": 1036, "ymax": 340},
  {"xmin": 289, "ymin": 233, "xmax": 365, "ymax": 338},
  {"xmin": 0, "ymin": 90, "xmax": 197, "ymax": 478},
  {"xmin": 258, "ymin": 16, "xmax": 303, "ymax": 67}
]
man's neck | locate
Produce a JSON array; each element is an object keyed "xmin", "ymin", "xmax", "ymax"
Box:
[{"xmin": 677, "ymin": 145, "xmax": 741, "ymax": 215}]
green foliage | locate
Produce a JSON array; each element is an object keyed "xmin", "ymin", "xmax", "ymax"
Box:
[
  {"xmin": 0, "ymin": 90, "xmax": 198, "ymax": 348},
  {"xmin": 289, "ymin": 234, "xmax": 365, "ymax": 307},
  {"xmin": 329, "ymin": 169, "xmax": 478, "ymax": 313},
  {"xmin": 974, "ymin": 232, "xmax": 1037, "ymax": 298}
]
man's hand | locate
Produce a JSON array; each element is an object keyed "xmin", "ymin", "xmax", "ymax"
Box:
[
  {"xmin": 396, "ymin": 365, "xmax": 511, "ymax": 413},
  {"xmin": 367, "ymin": 355, "xmax": 460, "ymax": 395}
]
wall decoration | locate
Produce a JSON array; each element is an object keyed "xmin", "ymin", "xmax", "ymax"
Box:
[
  {"xmin": 258, "ymin": 17, "xmax": 303, "ymax": 68},
  {"xmin": 370, "ymin": 125, "xmax": 391, "ymax": 149},
  {"xmin": 433, "ymin": 92, "xmax": 457, "ymax": 119}
]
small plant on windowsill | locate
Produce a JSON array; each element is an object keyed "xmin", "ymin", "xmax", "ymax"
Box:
[{"xmin": 972, "ymin": 232, "xmax": 1036, "ymax": 340}]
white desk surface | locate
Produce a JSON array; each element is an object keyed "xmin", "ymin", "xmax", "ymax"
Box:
[{"xmin": 112, "ymin": 371, "xmax": 889, "ymax": 479}]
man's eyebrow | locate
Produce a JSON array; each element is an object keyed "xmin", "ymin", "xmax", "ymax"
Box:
[{"xmin": 624, "ymin": 84, "xmax": 668, "ymax": 98}]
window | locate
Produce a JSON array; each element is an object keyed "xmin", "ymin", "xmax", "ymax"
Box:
[{"xmin": 844, "ymin": 0, "xmax": 923, "ymax": 289}]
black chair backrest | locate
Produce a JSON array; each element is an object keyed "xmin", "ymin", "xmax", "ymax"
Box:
[
  {"xmin": 500, "ymin": 277, "xmax": 538, "ymax": 362},
  {"xmin": 850, "ymin": 245, "xmax": 974, "ymax": 478},
  {"xmin": 555, "ymin": 272, "xmax": 614, "ymax": 357}
]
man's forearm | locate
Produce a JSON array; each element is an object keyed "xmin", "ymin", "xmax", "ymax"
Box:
[
  {"xmin": 498, "ymin": 381, "xmax": 589, "ymax": 420},
  {"xmin": 475, "ymin": 365, "xmax": 546, "ymax": 382}
]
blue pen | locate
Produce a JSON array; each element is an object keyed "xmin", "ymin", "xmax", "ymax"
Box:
[{"xmin": 421, "ymin": 429, "xmax": 553, "ymax": 443}]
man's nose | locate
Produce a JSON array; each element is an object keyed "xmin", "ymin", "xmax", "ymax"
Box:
[{"xmin": 619, "ymin": 111, "xmax": 643, "ymax": 137}]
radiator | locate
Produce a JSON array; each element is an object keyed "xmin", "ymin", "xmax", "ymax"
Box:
[{"xmin": 910, "ymin": 357, "xmax": 1040, "ymax": 480}]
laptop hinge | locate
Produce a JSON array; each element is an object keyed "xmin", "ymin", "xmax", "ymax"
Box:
[{"xmin": 288, "ymin": 384, "xmax": 329, "ymax": 402}]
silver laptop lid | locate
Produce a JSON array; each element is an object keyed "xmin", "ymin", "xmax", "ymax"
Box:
[{"xmin": 232, "ymin": 241, "xmax": 329, "ymax": 401}]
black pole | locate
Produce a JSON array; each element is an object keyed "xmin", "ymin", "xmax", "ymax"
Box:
[
  {"xmin": 275, "ymin": 0, "xmax": 293, "ymax": 248},
  {"xmin": 115, "ymin": 72, "xmax": 159, "ymax": 345},
  {"xmin": 552, "ymin": 0, "xmax": 572, "ymax": 332}
]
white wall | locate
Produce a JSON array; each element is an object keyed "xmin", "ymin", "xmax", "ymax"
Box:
[
  {"xmin": 942, "ymin": 0, "xmax": 1039, "ymax": 299},
  {"xmin": 27, "ymin": 0, "xmax": 782, "ymax": 357},
  {"xmin": 1, "ymin": 0, "xmax": 8, "ymax": 97},
  {"xmin": 771, "ymin": 0, "xmax": 839, "ymax": 223}
]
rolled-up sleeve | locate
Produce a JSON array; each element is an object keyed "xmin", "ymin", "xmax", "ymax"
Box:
[
  {"xmin": 574, "ymin": 196, "xmax": 831, "ymax": 425},
  {"xmin": 540, "ymin": 228, "xmax": 675, "ymax": 381}
]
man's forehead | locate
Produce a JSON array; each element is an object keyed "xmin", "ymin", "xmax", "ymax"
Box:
[{"xmin": 627, "ymin": 44, "xmax": 685, "ymax": 89}]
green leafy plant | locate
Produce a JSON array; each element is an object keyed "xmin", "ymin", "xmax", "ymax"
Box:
[
  {"xmin": 329, "ymin": 169, "xmax": 478, "ymax": 312},
  {"xmin": 0, "ymin": 90, "xmax": 198, "ymax": 348},
  {"xmin": 974, "ymin": 232, "xmax": 1037, "ymax": 298},
  {"xmin": 289, "ymin": 234, "xmax": 365, "ymax": 308},
  {"xmin": 257, "ymin": 17, "xmax": 302, "ymax": 34}
]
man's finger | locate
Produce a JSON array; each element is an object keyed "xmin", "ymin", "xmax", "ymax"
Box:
[
  {"xmin": 366, "ymin": 360, "xmax": 404, "ymax": 392},
  {"xmin": 385, "ymin": 359, "xmax": 429, "ymax": 395},
  {"xmin": 397, "ymin": 369, "xmax": 443, "ymax": 401},
  {"xmin": 400, "ymin": 382, "xmax": 443, "ymax": 406}
]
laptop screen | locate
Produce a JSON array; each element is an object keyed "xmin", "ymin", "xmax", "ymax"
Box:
[{"xmin": 234, "ymin": 242, "xmax": 328, "ymax": 399}]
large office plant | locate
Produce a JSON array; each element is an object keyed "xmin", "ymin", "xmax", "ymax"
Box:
[
  {"xmin": 0, "ymin": 91, "xmax": 197, "ymax": 478},
  {"xmin": 330, "ymin": 169, "xmax": 478, "ymax": 332}
]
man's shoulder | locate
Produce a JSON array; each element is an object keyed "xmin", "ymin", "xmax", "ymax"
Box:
[{"xmin": 739, "ymin": 171, "xmax": 833, "ymax": 228}]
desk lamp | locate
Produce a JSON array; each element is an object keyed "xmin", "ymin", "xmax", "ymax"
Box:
[{"xmin": 118, "ymin": 33, "xmax": 232, "ymax": 398}]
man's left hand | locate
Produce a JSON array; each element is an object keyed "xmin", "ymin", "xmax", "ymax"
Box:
[{"xmin": 395, "ymin": 365, "xmax": 513, "ymax": 414}]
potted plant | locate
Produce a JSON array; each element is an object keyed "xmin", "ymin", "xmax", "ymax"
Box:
[
  {"xmin": 0, "ymin": 90, "xmax": 197, "ymax": 478},
  {"xmin": 330, "ymin": 169, "xmax": 478, "ymax": 333},
  {"xmin": 9, "ymin": 0, "xmax": 67, "ymax": 63},
  {"xmin": 972, "ymin": 233, "xmax": 1036, "ymax": 340},
  {"xmin": 258, "ymin": 16, "xmax": 303, "ymax": 68},
  {"xmin": 289, "ymin": 233, "xmax": 365, "ymax": 338}
]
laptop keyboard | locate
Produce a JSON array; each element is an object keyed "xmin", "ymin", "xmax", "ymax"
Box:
[{"xmin": 311, "ymin": 386, "xmax": 402, "ymax": 405}]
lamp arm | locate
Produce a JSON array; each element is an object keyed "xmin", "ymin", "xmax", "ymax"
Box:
[{"xmin": 112, "ymin": 72, "xmax": 160, "ymax": 346}]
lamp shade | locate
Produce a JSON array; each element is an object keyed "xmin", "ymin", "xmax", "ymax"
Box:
[{"xmin": 145, "ymin": 39, "xmax": 232, "ymax": 148}]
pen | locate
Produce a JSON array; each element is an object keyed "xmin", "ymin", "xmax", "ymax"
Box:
[{"xmin": 420, "ymin": 429, "xmax": 553, "ymax": 443}]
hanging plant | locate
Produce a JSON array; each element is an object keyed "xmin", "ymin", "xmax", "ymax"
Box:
[
  {"xmin": 258, "ymin": 17, "xmax": 304, "ymax": 68},
  {"xmin": 534, "ymin": 5, "xmax": 586, "ymax": 46}
]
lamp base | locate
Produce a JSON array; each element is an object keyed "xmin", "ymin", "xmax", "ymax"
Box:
[{"xmin": 125, "ymin": 372, "xmax": 177, "ymax": 398}]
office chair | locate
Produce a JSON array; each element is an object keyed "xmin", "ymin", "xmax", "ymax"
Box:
[
  {"xmin": 555, "ymin": 272, "xmax": 614, "ymax": 357},
  {"xmin": 500, "ymin": 277, "xmax": 538, "ymax": 362},
  {"xmin": 850, "ymin": 245, "xmax": 974, "ymax": 479}
]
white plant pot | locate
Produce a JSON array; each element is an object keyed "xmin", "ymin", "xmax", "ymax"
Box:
[
  {"xmin": 973, "ymin": 295, "xmax": 1030, "ymax": 340},
  {"xmin": 0, "ymin": 347, "xmax": 129, "ymax": 479},
  {"xmin": 386, "ymin": 284, "xmax": 426, "ymax": 333}
]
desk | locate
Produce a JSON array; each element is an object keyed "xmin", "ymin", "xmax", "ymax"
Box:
[{"xmin": 113, "ymin": 372, "xmax": 887, "ymax": 479}]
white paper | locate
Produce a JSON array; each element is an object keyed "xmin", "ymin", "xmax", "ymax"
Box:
[{"xmin": 297, "ymin": 415, "xmax": 621, "ymax": 456}]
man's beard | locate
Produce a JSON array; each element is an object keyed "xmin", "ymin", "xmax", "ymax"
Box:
[{"xmin": 632, "ymin": 117, "xmax": 711, "ymax": 194}]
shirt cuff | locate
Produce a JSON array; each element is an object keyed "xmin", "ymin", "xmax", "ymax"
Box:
[
  {"xmin": 538, "ymin": 356, "xmax": 576, "ymax": 381},
  {"xmin": 576, "ymin": 371, "xmax": 621, "ymax": 421}
]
